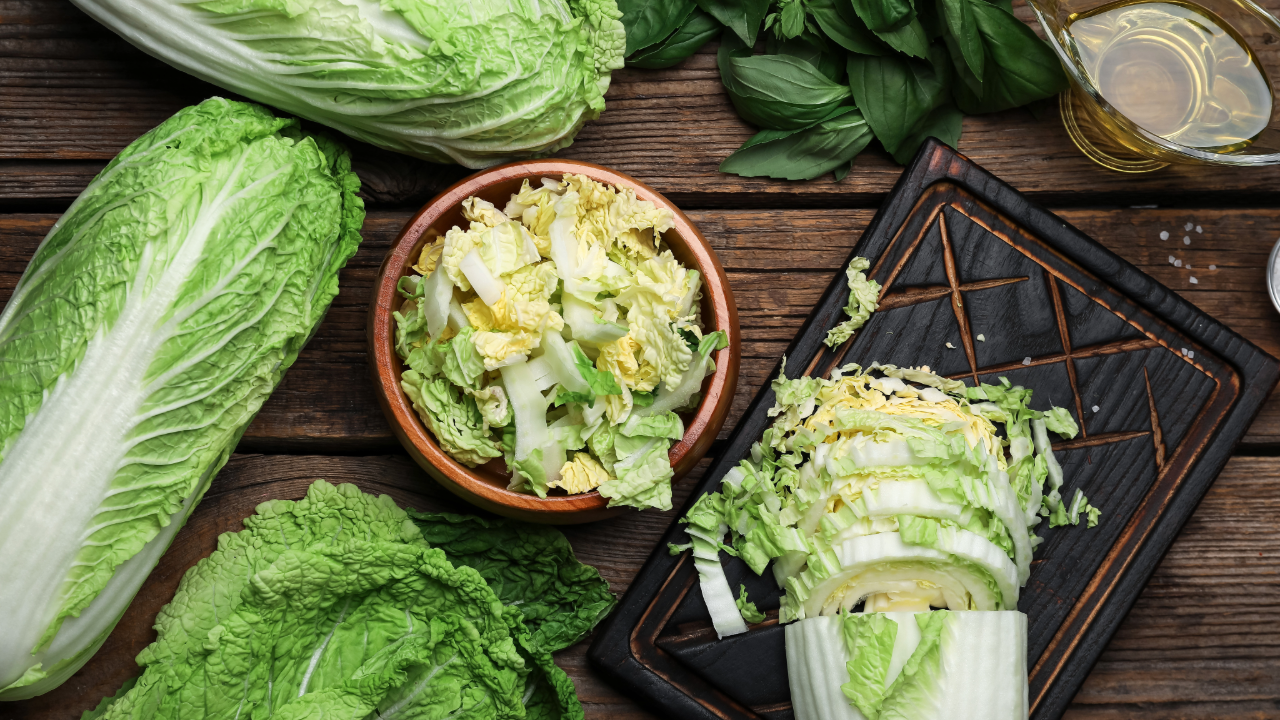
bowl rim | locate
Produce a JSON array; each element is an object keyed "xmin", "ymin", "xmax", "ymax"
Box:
[{"xmin": 368, "ymin": 159, "xmax": 739, "ymax": 519}]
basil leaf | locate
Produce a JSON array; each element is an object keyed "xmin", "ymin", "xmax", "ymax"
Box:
[
  {"xmin": 630, "ymin": 8, "xmax": 722, "ymax": 68},
  {"xmin": 697, "ymin": 0, "xmax": 771, "ymax": 46},
  {"xmin": 834, "ymin": 163, "xmax": 853, "ymax": 181},
  {"xmin": 719, "ymin": 34, "xmax": 853, "ymax": 130},
  {"xmin": 808, "ymin": 0, "xmax": 890, "ymax": 55},
  {"xmin": 873, "ymin": 16, "xmax": 930, "ymax": 57},
  {"xmin": 938, "ymin": 0, "xmax": 984, "ymax": 78},
  {"xmin": 847, "ymin": 53, "xmax": 946, "ymax": 154},
  {"xmin": 850, "ymin": 0, "xmax": 915, "ymax": 32},
  {"xmin": 890, "ymin": 101, "xmax": 964, "ymax": 164},
  {"xmin": 620, "ymin": 0, "xmax": 697, "ymax": 55},
  {"xmin": 767, "ymin": 34, "xmax": 847, "ymax": 82},
  {"xmin": 950, "ymin": 0, "xmax": 1068, "ymax": 114},
  {"xmin": 720, "ymin": 107, "xmax": 875, "ymax": 180}
]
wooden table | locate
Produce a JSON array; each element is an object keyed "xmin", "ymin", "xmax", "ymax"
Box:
[{"xmin": 4, "ymin": 1, "xmax": 1280, "ymax": 717}]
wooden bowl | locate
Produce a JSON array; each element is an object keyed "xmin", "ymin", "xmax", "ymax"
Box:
[{"xmin": 368, "ymin": 160, "xmax": 739, "ymax": 524}]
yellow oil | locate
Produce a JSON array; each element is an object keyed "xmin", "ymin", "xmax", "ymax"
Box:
[{"xmin": 1065, "ymin": 0, "xmax": 1273, "ymax": 150}]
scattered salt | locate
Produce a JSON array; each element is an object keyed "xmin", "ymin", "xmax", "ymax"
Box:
[
  {"xmin": 946, "ymin": 342, "xmax": 955, "ymax": 349},
  {"xmin": 1168, "ymin": 255, "xmax": 1176, "ymax": 264},
  {"xmin": 1174, "ymin": 259, "xmax": 1183, "ymax": 267},
  {"xmin": 1159, "ymin": 230, "xmax": 1169, "ymax": 240},
  {"xmin": 1196, "ymin": 226, "xmax": 1202, "ymax": 233},
  {"xmin": 1181, "ymin": 348, "xmax": 1188, "ymax": 356},
  {"xmin": 1209, "ymin": 264, "xmax": 1216, "ymax": 270},
  {"xmin": 1190, "ymin": 276, "xmax": 1198, "ymax": 284},
  {"xmin": 1189, "ymin": 350, "xmax": 1195, "ymax": 359},
  {"xmin": 1022, "ymin": 357, "xmax": 1032, "ymax": 366},
  {"xmin": 1184, "ymin": 222, "xmax": 1193, "ymax": 231},
  {"xmin": 977, "ymin": 334, "xmax": 986, "ymax": 342},
  {"xmin": 1092, "ymin": 405, "xmax": 1100, "ymax": 413},
  {"xmin": 1183, "ymin": 236, "xmax": 1191, "ymax": 245}
]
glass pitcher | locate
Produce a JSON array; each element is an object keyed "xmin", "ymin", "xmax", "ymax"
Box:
[{"xmin": 1028, "ymin": 0, "xmax": 1280, "ymax": 170}]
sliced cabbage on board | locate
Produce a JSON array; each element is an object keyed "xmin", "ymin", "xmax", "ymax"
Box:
[
  {"xmin": 786, "ymin": 611, "xmax": 1028, "ymax": 720},
  {"xmin": 673, "ymin": 358, "xmax": 1090, "ymax": 636},
  {"xmin": 0, "ymin": 98, "xmax": 364, "ymax": 700},
  {"xmin": 82, "ymin": 481, "xmax": 615, "ymax": 720},
  {"xmin": 69, "ymin": 0, "xmax": 627, "ymax": 168}
]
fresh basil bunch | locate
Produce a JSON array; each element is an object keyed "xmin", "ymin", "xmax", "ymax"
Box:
[{"xmin": 618, "ymin": 0, "xmax": 1067, "ymax": 179}]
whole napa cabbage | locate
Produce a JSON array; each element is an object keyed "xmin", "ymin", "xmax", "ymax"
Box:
[{"xmin": 70, "ymin": 0, "xmax": 627, "ymax": 168}]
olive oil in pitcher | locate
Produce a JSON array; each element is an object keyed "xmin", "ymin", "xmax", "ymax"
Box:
[{"xmin": 1065, "ymin": 0, "xmax": 1273, "ymax": 151}]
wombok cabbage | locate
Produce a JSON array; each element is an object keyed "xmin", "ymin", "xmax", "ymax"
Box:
[
  {"xmin": 69, "ymin": 0, "xmax": 628, "ymax": 168},
  {"xmin": 0, "ymin": 98, "xmax": 364, "ymax": 700}
]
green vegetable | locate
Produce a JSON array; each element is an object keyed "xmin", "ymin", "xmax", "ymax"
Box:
[
  {"xmin": 619, "ymin": 0, "xmax": 697, "ymax": 54},
  {"xmin": 719, "ymin": 107, "xmax": 875, "ymax": 181},
  {"xmin": 629, "ymin": 9, "xmax": 723, "ymax": 68},
  {"xmin": 71, "ymin": 0, "xmax": 628, "ymax": 169},
  {"xmin": 0, "ymin": 98, "xmax": 363, "ymax": 701},
  {"xmin": 394, "ymin": 175, "xmax": 722, "ymax": 507},
  {"xmin": 824, "ymin": 257, "xmax": 882, "ymax": 347},
  {"xmin": 409, "ymin": 510, "xmax": 617, "ymax": 654},
  {"xmin": 697, "ymin": 0, "xmax": 771, "ymax": 45},
  {"xmin": 736, "ymin": 585, "xmax": 767, "ymax": 624},
  {"xmin": 624, "ymin": 0, "xmax": 1066, "ymax": 179},
  {"xmin": 85, "ymin": 481, "xmax": 613, "ymax": 720},
  {"xmin": 787, "ymin": 611, "xmax": 1029, "ymax": 720},
  {"xmin": 719, "ymin": 32, "xmax": 854, "ymax": 131}
]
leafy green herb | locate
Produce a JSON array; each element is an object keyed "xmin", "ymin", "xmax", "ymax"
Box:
[
  {"xmin": 630, "ymin": 8, "xmax": 722, "ymax": 68},
  {"xmin": 847, "ymin": 53, "xmax": 946, "ymax": 155},
  {"xmin": 623, "ymin": 0, "xmax": 1068, "ymax": 180},
  {"xmin": 619, "ymin": 0, "xmax": 697, "ymax": 55},
  {"xmin": 696, "ymin": 0, "xmax": 771, "ymax": 45},
  {"xmin": 719, "ymin": 107, "xmax": 874, "ymax": 180},
  {"xmin": 949, "ymin": 0, "xmax": 1069, "ymax": 114},
  {"xmin": 718, "ymin": 31, "xmax": 853, "ymax": 130}
]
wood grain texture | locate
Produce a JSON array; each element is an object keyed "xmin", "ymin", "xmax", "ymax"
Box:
[
  {"xmin": 3, "ymin": 453, "xmax": 1275, "ymax": 719},
  {"xmin": 9, "ymin": 0, "xmax": 1280, "ymax": 208},
  {"xmin": 2, "ymin": 207, "xmax": 1277, "ymax": 451}
]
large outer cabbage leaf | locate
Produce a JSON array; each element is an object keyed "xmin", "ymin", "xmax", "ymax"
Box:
[
  {"xmin": 83, "ymin": 482, "xmax": 612, "ymax": 720},
  {"xmin": 70, "ymin": 0, "xmax": 627, "ymax": 168},
  {"xmin": 0, "ymin": 98, "xmax": 364, "ymax": 700}
]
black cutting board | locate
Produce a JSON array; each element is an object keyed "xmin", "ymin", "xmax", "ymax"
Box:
[{"xmin": 586, "ymin": 139, "xmax": 1280, "ymax": 720}]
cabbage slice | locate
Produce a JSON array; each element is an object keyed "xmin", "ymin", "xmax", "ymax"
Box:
[{"xmin": 787, "ymin": 611, "xmax": 1028, "ymax": 720}]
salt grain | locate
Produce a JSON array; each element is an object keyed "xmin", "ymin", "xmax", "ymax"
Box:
[
  {"xmin": 1022, "ymin": 357, "xmax": 1032, "ymax": 366},
  {"xmin": 1175, "ymin": 259, "xmax": 1183, "ymax": 267},
  {"xmin": 1190, "ymin": 276, "xmax": 1198, "ymax": 284},
  {"xmin": 1189, "ymin": 351, "xmax": 1195, "ymax": 359},
  {"xmin": 977, "ymin": 334, "xmax": 986, "ymax": 342},
  {"xmin": 1183, "ymin": 236, "xmax": 1191, "ymax": 245},
  {"xmin": 1092, "ymin": 405, "xmax": 1100, "ymax": 412},
  {"xmin": 1181, "ymin": 348, "xmax": 1188, "ymax": 356},
  {"xmin": 1185, "ymin": 222, "xmax": 1193, "ymax": 231},
  {"xmin": 1209, "ymin": 264, "xmax": 1216, "ymax": 270},
  {"xmin": 1196, "ymin": 226, "xmax": 1202, "ymax": 233},
  {"xmin": 1159, "ymin": 230, "xmax": 1169, "ymax": 240},
  {"xmin": 1168, "ymin": 255, "xmax": 1176, "ymax": 264},
  {"xmin": 946, "ymin": 342, "xmax": 955, "ymax": 349}
]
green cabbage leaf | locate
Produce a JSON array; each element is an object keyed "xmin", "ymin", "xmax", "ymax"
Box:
[{"xmin": 82, "ymin": 481, "xmax": 615, "ymax": 720}]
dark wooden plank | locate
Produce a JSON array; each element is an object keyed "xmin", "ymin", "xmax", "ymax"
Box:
[
  {"xmin": 8, "ymin": 0, "xmax": 1280, "ymax": 207},
  {"xmin": 4, "ymin": 453, "xmax": 1275, "ymax": 719},
  {"xmin": 2, "ymin": 206, "xmax": 1278, "ymax": 451}
]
